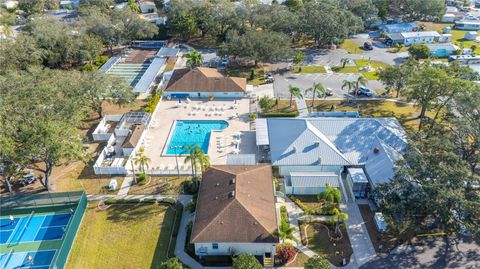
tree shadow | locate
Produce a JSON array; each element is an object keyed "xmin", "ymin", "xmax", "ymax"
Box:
[{"xmin": 150, "ymin": 204, "xmax": 181, "ymax": 268}]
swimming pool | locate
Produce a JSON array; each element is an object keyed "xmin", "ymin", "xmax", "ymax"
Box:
[{"xmin": 166, "ymin": 120, "xmax": 228, "ymax": 155}]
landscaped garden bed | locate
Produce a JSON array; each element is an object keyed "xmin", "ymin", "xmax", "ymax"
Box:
[
  {"xmin": 332, "ymin": 59, "xmax": 389, "ymax": 80},
  {"xmin": 289, "ymin": 195, "xmax": 338, "ymax": 215},
  {"xmin": 299, "ymin": 221, "xmax": 353, "ymax": 266}
]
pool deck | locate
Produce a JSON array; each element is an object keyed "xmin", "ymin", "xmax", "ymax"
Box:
[{"xmin": 142, "ymin": 98, "xmax": 256, "ymax": 173}]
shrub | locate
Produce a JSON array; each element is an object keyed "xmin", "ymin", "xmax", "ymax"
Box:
[
  {"xmin": 104, "ymin": 198, "xmax": 140, "ymax": 204},
  {"xmin": 144, "ymin": 94, "xmax": 161, "ymax": 113},
  {"xmin": 232, "ymin": 254, "xmax": 262, "ymax": 269},
  {"xmin": 159, "ymin": 257, "xmax": 183, "ymax": 269},
  {"xmin": 273, "ymin": 178, "xmax": 279, "ymax": 191},
  {"xmin": 136, "ymin": 173, "xmax": 147, "ymax": 185},
  {"xmin": 261, "ymin": 111, "xmax": 299, "ymax": 118},
  {"xmin": 276, "ymin": 243, "xmax": 296, "ymax": 264},
  {"xmin": 304, "ymin": 255, "xmax": 330, "ymax": 269},
  {"xmin": 158, "ymin": 198, "xmax": 176, "ymax": 205},
  {"xmin": 249, "ymin": 113, "xmax": 257, "ymax": 120},
  {"xmin": 408, "ymin": 44, "xmax": 430, "ymax": 59},
  {"xmin": 143, "ymin": 198, "xmax": 157, "ymax": 204},
  {"xmin": 181, "ymin": 180, "xmax": 198, "ymax": 194},
  {"xmin": 80, "ymin": 63, "xmax": 96, "ymax": 71},
  {"xmin": 259, "ymin": 96, "xmax": 275, "ymax": 111},
  {"xmin": 94, "ymin": 55, "xmax": 109, "ymax": 67}
]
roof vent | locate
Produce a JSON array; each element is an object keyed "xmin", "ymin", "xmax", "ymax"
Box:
[
  {"xmin": 216, "ymin": 183, "xmax": 220, "ymax": 186},
  {"xmin": 292, "ymin": 146, "xmax": 297, "ymax": 153},
  {"xmin": 254, "ymin": 221, "xmax": 258, "ymax": 225},
  {"xmin": 230, "ymin": 178, "xmax": 236, "ymax": 184},
  {"xmin": 215, "ymin": 196, "xmax": 218, "ymax": 200},
  {"xmin": 373, "ymin": 147, "xmax": 380, "ymax": 154},
  {"xmin": 220, "ymin": 221, "xmax": 224, "ymax": 224},
  {"xmin": 228, "ymin": 191, "xmax": 235, "ymax": 198},
  {"xmin": 314, "ymin": 141, "xmax": 320, "ymax": 147},
  {"xmin": 318, "ymin": 157, "xmax": 322, "ymax": 165}
]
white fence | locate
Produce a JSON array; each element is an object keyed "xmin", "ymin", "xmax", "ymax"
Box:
[
  {"xmin": 93, "ymin": 135, "xmax": 128, "ymax": 175},
  {"xmin": 92, "ymin": 115, "xmax": 123, "ymax": 141}
]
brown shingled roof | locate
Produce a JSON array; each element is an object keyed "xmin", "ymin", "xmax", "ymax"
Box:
[
  {"xmin": 191, "ymin": 165, "xmax": 278, "ymax": 243},
  {"xmin": 122, "ymin": 124, "xmax": 145, "ymax": 148},
  {"xmin": 165, "ymin": 67, "xmax": 247, "ymax": 93}
]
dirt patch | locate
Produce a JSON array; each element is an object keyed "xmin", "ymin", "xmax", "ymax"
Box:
[
  {"xmin": 300, "ymin": 221, "xmax": 353, "ymax": 266},
  {"xmin": 358, "ymin": 204, "xmax": 403, "ymax": 253}
]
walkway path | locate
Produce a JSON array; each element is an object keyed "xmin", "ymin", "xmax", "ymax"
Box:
[
  {"xmin": 117, "ymin": 175, "xmax": 134, "ymax": 195},
  {"xmin": 295, "ymin": 96, "xmax": 309, "ymax": 117},
  {"xmin": 341, "ymin": 203, "xmax": 377, "ymax": 267}
]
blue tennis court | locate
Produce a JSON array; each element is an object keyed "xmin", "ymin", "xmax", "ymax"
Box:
[
  {"xmin": 0, "ymin": 250, "xmax": 55, "ymax": 269},
  {"xmin": 0, "ymin": 214, "xmax": 71, "ymax": 245}
]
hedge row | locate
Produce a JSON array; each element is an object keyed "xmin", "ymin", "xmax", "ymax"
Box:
[
  {"xmin": 260, "ymin": 111, "xmax": 299, "ymax": 118},
  {"xmin": 104, "ymin": 197, "xmax": 177, "ymax": 205}
]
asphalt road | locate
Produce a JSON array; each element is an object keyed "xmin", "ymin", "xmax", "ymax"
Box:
[
  {"xmin": 273, "ymin": 73, "xmax": 385, "ymax": 99},
  {"xmin": 361, "ymin": 236, "xmax": 480, "ymax": 269}
]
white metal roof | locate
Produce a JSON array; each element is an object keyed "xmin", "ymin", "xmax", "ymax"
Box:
[
  {"xmin": 133, "ymin": 57, "xmax": 166, "ymax": 93},
  {"xmin": 255, "ymin": 118, "xmax": 269, "ymax": 146},
  {"xmin": 348, "ymin": 168, "xmax": 368, "ymax": 183},
  {"xmin": 401, "ymin": 31, "xmax": 440, "ymax": 38},
  {"xmin": 289, "ymin": 172, "xmax": 340, "ymax": 188}
]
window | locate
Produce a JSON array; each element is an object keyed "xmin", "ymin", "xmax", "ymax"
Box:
[{"xmin": 212, "ymin": 243, "xmax": 218, "ymax": 249}]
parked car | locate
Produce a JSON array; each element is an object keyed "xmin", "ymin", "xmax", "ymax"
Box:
[
  {"xmin": 264, "ymin": 73, "xmax": 274, "ymax": 83},
  {"xmin": 220, "ymin": 58, "xmax": 229, "ymax": 66},
  {"xmin": 356, "ymin": 86, "xmax": 375, "ymax": 97},
  {"xmin": 20, "ymin": 173, "xmax": 37, "ymax": 186},
  {"xmin": 363, "ymin": 41, "xmax": 373, "ymax": 50},
  {"xmin": 325, "ymin": 88, "xmax": 333, "ymax": 96}
]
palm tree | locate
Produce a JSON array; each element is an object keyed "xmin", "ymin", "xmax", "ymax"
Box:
[
  {"xmin": 288, "ymin": 85, "xmax": 302, "ymax": 108},
  {"xmin": 279, "ymin": 221, "xmax": 297, "ymax": 242},
  {"xmin": 184, "ymin": 145, "xmax": 210, "ymax": 177},
  {"xmin": 185, "ymin": 49, "xmax": 203, "ymax": 69},
  {"xmin": 354, "ymin": 76, "xmax": 368, "ymax": 101},
  {"xmin": 301, "ymin": 206, "xmax": 315, "ymax": 222},
  {"xmin": 305, "ymin": 82, "xmax": 326, "ymax": 108},
  {"xmin": 330, "ymin": 208, "xmax": 349, "ymax": 235},
  {"xmin": 134, "ymin": 155, "xmax": 151, "ymax": 174},
  {"xmin": 341, "ymin": 80, "xmax": 355, "ymax": 102},
  {"xmin": 184, "ymin": 145, "xmax": 198, "ymax": 178},
  {"xmin": 318, "ymin": 183, "xmax": 341, "ymax": 203},
  {"xmin": 340, "ymin": 58, "xmax": 350, "ymax": 69}
]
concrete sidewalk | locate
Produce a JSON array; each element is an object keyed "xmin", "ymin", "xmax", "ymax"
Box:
[{"xmin": 342, "ymin": 203, "xmax": 377, "ymax": 267}]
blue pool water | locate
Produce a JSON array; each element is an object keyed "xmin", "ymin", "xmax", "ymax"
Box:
[{"xmin": 166, "ymin": 120, "xmax": 228, "ymax": 155}]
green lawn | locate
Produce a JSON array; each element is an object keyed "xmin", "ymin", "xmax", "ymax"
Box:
[
  {"xmin": 67, "ymin": 203, "xmax": 180, "ymax": 269},
  {"xmin": 293, "ymin": 66, "xmax": 326, "ymax": 74},
  {"xmin": 419, "ymin": 22, "xmax": 480, "ymax": 54},
  {"xmin": 309, "ymin": 100, "xmax": 434, "ymax": 130},
  {"xmin": 260, "ymin": 99, "xmax": 298, "ymax": 116},
  {"xmin": 332, "ymin": 59, "xmax": 389, "ymax": 80},
  {"xmin": 225, "ymin": 66, "xmax": 265, "ymax": 86},
  {"xmin": 341, "ymin": 39, "xmax": 365, "ymax": 54},
  {"xmin": 129, "ymin": 176, "xmax": 191, "ymax": 195},
  {"xmin": 451, "ymin": 30, "xmax": 480, "ymax": 54}
]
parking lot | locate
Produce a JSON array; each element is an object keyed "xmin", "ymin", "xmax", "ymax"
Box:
[{"xmin": 273, "ymin": 73, "xmax": 385, "ymax": 99}]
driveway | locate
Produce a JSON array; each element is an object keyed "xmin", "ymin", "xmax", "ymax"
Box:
[
  {"xmin": 273, "ymin": 73, "xmax": 384, "ymax": 99},
  {"xmin": 361, "ymin": 236, "xmax": 480, "ymax": 269}
]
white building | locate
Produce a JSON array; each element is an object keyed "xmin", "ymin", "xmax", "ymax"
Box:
[
  {"xmin": 164, "ymin": 67, "xmax": 247, "ymax": 98},
  {"xmin": 139, "ymin": 1, "xmax": 156, "ymax": 14},
  {"xmin": 256, "ymin": 117, "xmax": 407, "ymax": 198},
  {"xmin": 455, "ymin": 20, "xmax": 480, "ymax": 30},
  {"xmin": 388, "ymin": 31, "xmax": 441, "ymax": 46},
  {"xmin": 441, "ymin": 13, "xmax": 456, "ymax": 23},
  {"xmin": 191, "ymin": 165, "xmax": 278, "ymax": 267}
]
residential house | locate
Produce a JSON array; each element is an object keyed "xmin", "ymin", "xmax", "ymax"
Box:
[
  {"xmin": 191, "ymin": 165, "xmax": 278, "ymax": 266},
  {"xmin": 387, "ymin": 31, "xmax": 441, "ymax": 46},
  {"xmin": 426, "ymin": 43, "xmax": 459, "ymax": 58},
  {"xmin": 455, "ymin": 20, "xmax": 480, "ymax": 30},
  {"xmin": 448, "ymin": 54, "xmax": 480, "ymax": 64},
  {"xmin": 441, "ymin": 14, "xmax": 456, "ymax": 23},
  {"xmin": 379, "ymin": 22, "xmax": 419, "ymax": 34},
  {"xmin": 164, "ymin": 67, "xmax": 247, "ymax": 98},
  {"xmin": 139, "ymin": 1, "xmax": 156, "ymax": 14},
  {"xmin": 256, "ymin": 117, "xmax": 407, "ymax": 198}
]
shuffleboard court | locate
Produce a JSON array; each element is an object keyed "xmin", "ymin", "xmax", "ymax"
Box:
[{"xmin": 0, "ymin": 213, "xmax": 71, "ymax": 245}]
